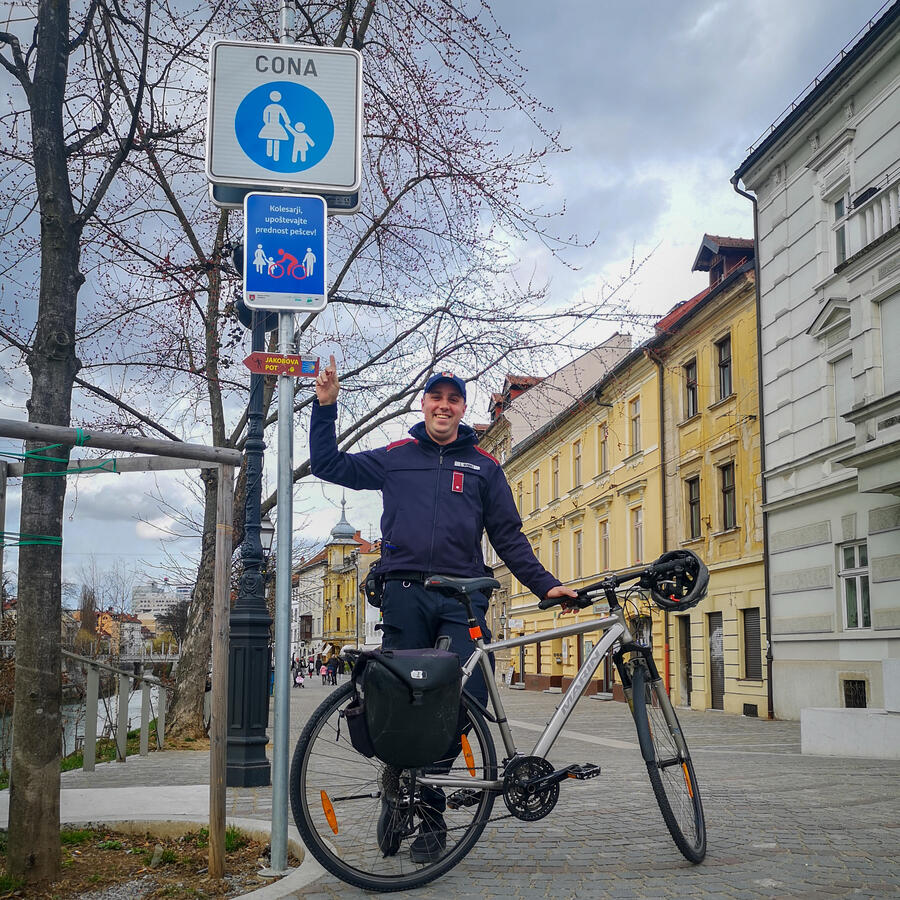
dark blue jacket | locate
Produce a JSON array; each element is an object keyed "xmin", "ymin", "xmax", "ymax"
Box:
[{"xmin": 309, "ymin": 400, "xmax": 561, "ymax": 600}]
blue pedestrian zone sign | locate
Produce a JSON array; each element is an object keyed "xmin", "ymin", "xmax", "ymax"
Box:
[{"xmin": 243, "ymin": 193, "xmax": 327, "ymax": 312}]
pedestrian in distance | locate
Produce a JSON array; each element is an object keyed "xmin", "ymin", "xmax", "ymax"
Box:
[{"xmin": 310, "ymin": 358, "xmax": 576, "ymax": 863}]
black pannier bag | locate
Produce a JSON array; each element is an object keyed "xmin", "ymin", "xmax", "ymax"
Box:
[{"xmin": 344, "ymin": 648, "xmax": 462, "ymax": 769}]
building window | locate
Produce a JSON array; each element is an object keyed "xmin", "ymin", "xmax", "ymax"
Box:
[
  {"xmin": 716, "ymin": 335, "xmax": 732, "ymax": 400},
  {"xmin": 686, "ymin": 476, "xmax": 701, "ymax": 540},
  {"xmin": 629, "ymin": 397, "xmax": 641, "ymax": 454},
  {"xmin": 551, "ymin": 455, "xmax": 560, "ymax": 499},
  {"xmin": 742, "ymin": 608, "xmax": 762, "ymax": 680},
  {"xmin": 552, "ymin": 539, "xmax": 560, "ymax": 576},
  {"xmin": 840, "ymin": 541, "xmax": 870, "ymax": 629},
  {"xmin": 598, "ymin": 424, "xmax": 608, "ymax": 473},
  {"xmin": 843, "ymin": 679, "xmax": 867, "ymax": 708},
  {"xmin": 532, "ymin": 468, "xmax": 540, "ymax": 510},
  {"xmin": 516, "ymin": 480, "xmax": 523, "ymax": 512},
  {"xmin": 631, "ymin": 506, "xmax": 643, "ymax": 563},
  {"xmin": 832, "ymin": 353, "xmax": 854, "ymax": 442},
  {"xmin": 833, "ymin": 193, "xmax": 849, "ymax": 265},
  {"xmin": 719, "ymin": 462, "xmax": 736, "ymax": 530},
  {"xmin": 684, "ymin": 359, "xmax": 698, "ymax": 418},
  {"xmin": 599, "ymin": 519, "xmax": 609, "ymax": 571},
  {"xmin": 572, "ymin": 439, "xmax": 582, "ymax": 487},
  {"xmin": 573, "ymin": 530, "xmax": 583, "ymax": 579}
]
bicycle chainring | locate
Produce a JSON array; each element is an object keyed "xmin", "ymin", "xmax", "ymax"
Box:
[{"xmin": 502, "ymin": 756, "xmax": 559, "ymax": 821}]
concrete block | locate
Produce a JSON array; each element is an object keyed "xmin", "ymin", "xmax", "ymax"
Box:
[{"xmin": 801, "ymin": 707, "xmax": 900, "ymax": 759}]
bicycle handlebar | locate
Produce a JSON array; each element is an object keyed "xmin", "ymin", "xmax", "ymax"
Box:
[{"xmin": 538, "ymin": 549, "xmax": 709, "ymax": 613}]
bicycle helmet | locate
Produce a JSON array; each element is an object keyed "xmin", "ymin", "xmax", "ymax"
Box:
[{"xmin": 644, "ymin": 550, "xmax": 709, "ymax": 611}]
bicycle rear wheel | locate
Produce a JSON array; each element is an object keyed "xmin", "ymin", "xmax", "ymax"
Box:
[
  {"xmin": 630, "ymin": 662, "xmax": 706, "ymax": 862},
  {"xmin": 290, "ymin": 682, "xmax": 497, "ymax": 892}
]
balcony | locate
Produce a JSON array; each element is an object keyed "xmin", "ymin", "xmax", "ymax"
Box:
[{"xmin": 838, "ymin": 170, "xmax": 900, "ymax": 269}]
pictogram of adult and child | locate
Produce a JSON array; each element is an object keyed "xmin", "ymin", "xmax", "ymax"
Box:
[
  {"xmin": 259, "ymin": 90, "xmax": 315, "ymax": 164},
  {"xmin": 253, "ymin": 243, "xmax": 317, "ymax": 280}
]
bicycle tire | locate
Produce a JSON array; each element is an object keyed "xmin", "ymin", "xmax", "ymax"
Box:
[
  {"xmin": 290, "ymin": 682, "xmax": 497, "ymax": 892},
  {"xmin": 630, "ymin": 662, "xmax": 706, "ymax": 862}
]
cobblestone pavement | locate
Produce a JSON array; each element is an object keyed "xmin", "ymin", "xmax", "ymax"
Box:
[{"xmin": 61, "ymin": 677, "xmax": 900, "ymax": 899}]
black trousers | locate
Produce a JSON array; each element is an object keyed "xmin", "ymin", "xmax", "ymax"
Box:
[{"xmin": 380, "ymin": 579, "xmax": 495, "ymax": 813}]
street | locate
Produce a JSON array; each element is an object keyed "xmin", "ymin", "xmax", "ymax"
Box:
[{"xmin": 262, "ymin": 677, "xmax": 900, "ymax": 899}]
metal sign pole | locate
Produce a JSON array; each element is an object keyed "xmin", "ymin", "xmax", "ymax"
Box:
[
  {"xmin": 268, "ymin": 5, "xmax": 295, "ymax": 874},
  {"xmin": 269, "ymin": 309, "xmax": 295, "ymax": 875}
]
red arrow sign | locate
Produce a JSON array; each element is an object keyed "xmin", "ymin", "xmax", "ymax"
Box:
[{"xmin": 243, "ymin": 352, "xmax": 320, "ymax": 378}]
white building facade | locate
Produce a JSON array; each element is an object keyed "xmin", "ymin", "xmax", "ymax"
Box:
[
  {"xmin": 735, "ymin": 4, "xmax": 900, "ymax": 718},
  {"xmin": 292, "ymin": 554, "xmax": 326, "ymax": 660}
]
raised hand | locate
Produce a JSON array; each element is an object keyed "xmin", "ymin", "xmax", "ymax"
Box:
[{"xmin": 316, "ymin": 354, "xmax": 340, "ymax": 405}]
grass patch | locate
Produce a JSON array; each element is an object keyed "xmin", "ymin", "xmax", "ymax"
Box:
[
  {"xmin": 225, "ymin": 825, "xmax": 248, "ymax": 853},
  {"xmin": 97, "ymin": 839, "xmax": 123, "ymax": 850},
  {"xmin": 61, "ymin": 828, "xmax": 94, "ymax": 845},
  {"xmin": 0, "ymin": 870, "xmax": 23, "ymax": 892}
]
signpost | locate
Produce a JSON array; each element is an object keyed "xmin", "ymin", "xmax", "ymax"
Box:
[
  {"xmin": 243, "ymin": 192, "xmax": 327, "ymax": 312},
  {"xmin": 243, "ymin": 352, "xmax": 319, "ymax": 377},
  {"xmin": 206, "ymin": 40, "xmax": 362, "ymax": 194},
  {"xmin": 206, "ymin": 26, "xmax": 363, "ymax": 878}
]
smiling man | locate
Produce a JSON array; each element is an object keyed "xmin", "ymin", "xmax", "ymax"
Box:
[{"xmin": 310, "ymin": 356, "xmax": 575, "ymax": 861}]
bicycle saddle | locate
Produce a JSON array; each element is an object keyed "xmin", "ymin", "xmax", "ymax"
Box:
[{"xmin": 425, "ymin": 574, "xmax": 501, "ymax": 595}]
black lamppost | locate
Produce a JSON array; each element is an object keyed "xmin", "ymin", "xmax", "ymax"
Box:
[{"xmin": 227, "ymin": 254, "xmax": 279, "ymax": 787}]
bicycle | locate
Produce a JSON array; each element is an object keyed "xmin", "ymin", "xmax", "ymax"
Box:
[{"xmin": 289, "ymin": 549, "xmax": 709, "ymax": 892}]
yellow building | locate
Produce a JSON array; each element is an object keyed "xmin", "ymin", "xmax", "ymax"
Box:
[
  {"xmin": 481, "ymin": 345, "xmax": 664, "ymax": 698},
  {"xmin": 321, "ymin": 500, "xmax": 377, "ymax": 654},
  {"xmin": 656, "ymin": 235, "xmax": 767, "ymax": 716},
  {"xmin": 480, "ymin": 235, "xmax": 767, "ymax": 715}
]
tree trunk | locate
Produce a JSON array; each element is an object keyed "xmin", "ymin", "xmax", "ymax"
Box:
[
  {"xmin": 6, "ymin": 0, "xmax": 82, "ymax": 883},
  {"xmin": 166, "ymin": 468, "xmax": 219, "ymax": 740}
]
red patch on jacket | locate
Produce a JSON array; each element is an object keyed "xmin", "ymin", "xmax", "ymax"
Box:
[
  {"xmin": 386, "ymin": 438, "xmax": 416, "ymax": 452},
  {"xmin": 474, "ymin": 446, "xmax": 499, "ymax": 464},
  {"xmin": 451, "ymin": 471, "xmax": 464, "ymax": 493}
]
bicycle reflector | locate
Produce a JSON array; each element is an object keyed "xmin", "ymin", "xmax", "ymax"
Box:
[{"xmin": 646, "ymin": 550, "xmax": 709, "ymax": 612}]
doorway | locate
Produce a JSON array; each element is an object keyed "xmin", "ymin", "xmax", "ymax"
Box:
[
  {"xmin": 678, "ymin": 615, "xmax": 692, "ymax": 706},
  {"xmin": 708, "ymin": 611, "xmax": 724, "ymax": 710}
]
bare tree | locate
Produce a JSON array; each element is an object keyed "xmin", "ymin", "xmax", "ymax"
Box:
[
  {"xmin": 156, "ymin": 598, "xmax": 190, "ymax": 650},
  {"xmin": 0, "ymin": 0, "xmax": 217, "ymax": 883}
]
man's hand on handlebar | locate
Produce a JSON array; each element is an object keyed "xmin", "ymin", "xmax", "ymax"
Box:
[{"xmin": 544, "ymin": 584, "xmax": 579, "ymax": 614}]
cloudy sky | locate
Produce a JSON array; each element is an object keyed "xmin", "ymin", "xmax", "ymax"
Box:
[{"xmin": 1, "ymin": 0, "xmax": 890, "ymax": 592}]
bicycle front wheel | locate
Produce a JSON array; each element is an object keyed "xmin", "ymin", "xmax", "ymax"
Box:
[
  {"xmin": 630, "ymin": 662, "xmax": 706, "ymax": 862},
  {"xmin": 290, "ymin": 682, "xmax": 497, "ymax": 892}
]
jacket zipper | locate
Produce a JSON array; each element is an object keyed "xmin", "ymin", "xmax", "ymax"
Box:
[{"xmin": 427, "ymin": 447, "xmax": 445, "ymax": 572}]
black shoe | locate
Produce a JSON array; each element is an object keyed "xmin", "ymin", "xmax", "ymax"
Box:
[
  {"xmin": 377, "ymin": 798, "xmax": 401, "ymax": 857},
  {"xmin": 409, "ymin": 812, "xmax": 446, "ymax": 863}
]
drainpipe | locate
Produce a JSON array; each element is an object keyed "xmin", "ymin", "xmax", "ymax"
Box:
[
  {"xmin": 731, "ymin": 173, "xmax": 775, "ymax": 721},
  {"xmin": 645, "ymin": 347, "xmax": 671, "ymax": 693}
]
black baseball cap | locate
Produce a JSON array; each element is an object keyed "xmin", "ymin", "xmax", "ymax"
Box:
[{"xmin": 423, "ymin": 372, "xmax": 466, "ymax": 401}]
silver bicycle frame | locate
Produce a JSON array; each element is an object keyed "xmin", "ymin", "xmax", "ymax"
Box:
[{"xmin": 419, "ymin": 606, "xmax": 634, "ymax": 792}]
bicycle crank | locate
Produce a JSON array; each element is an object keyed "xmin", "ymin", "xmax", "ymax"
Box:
[{"xmin": 502, "ymin": 756, "xmax": 560, "ymax": 821}]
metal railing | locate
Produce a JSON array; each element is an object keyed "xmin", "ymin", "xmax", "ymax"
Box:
[{"xmin": 0, "ymin": 642, "xmax": 170, "ymax": 772}]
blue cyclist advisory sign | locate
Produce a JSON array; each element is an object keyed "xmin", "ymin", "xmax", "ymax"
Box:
[{"xmin": 243, "ymin": 193, "xmax": 327, "ymax": 312}]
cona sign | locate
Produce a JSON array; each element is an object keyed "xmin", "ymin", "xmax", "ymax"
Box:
[{"xmin": 206, "ymin": 40, "xmax": 362, "ymax": 194}]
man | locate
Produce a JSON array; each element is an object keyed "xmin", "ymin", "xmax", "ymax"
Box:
[{"xmin": 310, "ymin": 357, "xmax": 576, "ymax": 861}]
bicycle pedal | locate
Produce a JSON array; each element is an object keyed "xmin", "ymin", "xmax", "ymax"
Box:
[
  {"xmin": 566, "ymin": 764, "xmax": 602, "ymax": 780},
  {"xmin": 447, "ymin": 788, "xmax": 481, "ymax": 809}
]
